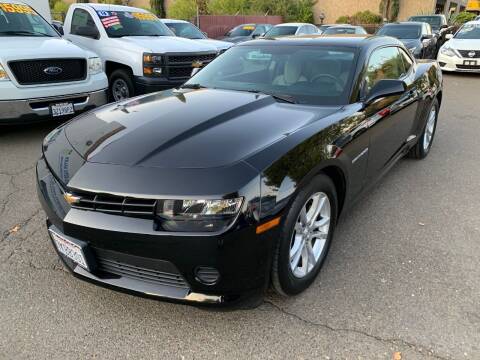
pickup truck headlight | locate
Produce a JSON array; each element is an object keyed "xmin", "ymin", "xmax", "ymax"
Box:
[
  {"xmin": 156, "ymin": 198, "xmax": 243, "ymax": 232},
  {"xmin": 0, "ymin": 64, "xmax": 10, "ymax": 81},
  {"xmin": 143, "ymin": 53, "xmax": 163, "ymax": 77},
  {"xmin": 440, "ymin": 46, "xmax": 458, "ymax": 57},
  {"xmin": 88, "ymin": 57, "xmax": 103, "ymax": 75}
]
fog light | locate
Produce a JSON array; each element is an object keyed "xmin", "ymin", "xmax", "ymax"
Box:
[{"xmin": 195, "ymin": 266, "xmax": 220, "ymax": 285}]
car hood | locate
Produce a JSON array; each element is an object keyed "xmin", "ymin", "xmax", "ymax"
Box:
[
  {"xmin": 114, "ymin": 36, "xmax": 217, "ymax": 53},
  {"xmin": 447, "ymin": 39, "xmax": 480, "ymax": 50},
  {"xmin": 0, "ymin": 37, "xmax": 90, "ymax": 62},
  {"xmin": 194, "ymin": 38, "xmax": 233, "ymax": 50},
  {"xmin": 64, "ymin": 89, "xmax": 341, "ymax": 169},
  {"xmin": 220, "ymin": 36, "xmax": 250, "ymax": 43}
]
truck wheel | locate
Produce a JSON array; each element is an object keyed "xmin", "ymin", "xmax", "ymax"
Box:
[{"xmin": 109, "ymin": 69, "xmax": 135, "ymax": 102}]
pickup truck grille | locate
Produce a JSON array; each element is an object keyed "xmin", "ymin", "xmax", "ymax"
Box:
[
  {"xmin": 458, "ymin": 50, "xmax": 480, "ymax": 58},
  {"xmin": 164, "ymin": 52, "xmax": 216, "ymax": 80},
  {"xmin": 8, "ymin": 58, "xmax": 87, "ymax": 85}
]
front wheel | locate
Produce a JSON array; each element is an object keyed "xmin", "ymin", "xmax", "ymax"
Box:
[
  {"xmin": 409, "ymin": 98, "xmax": 439, "ymax": 159},
  {"xmin": 271, "ymin": 174, "xmax": 338, "ymax": 296},
  {"xmin": 109, "ymin": 69, "xmax": 135, "ymax": 102}
]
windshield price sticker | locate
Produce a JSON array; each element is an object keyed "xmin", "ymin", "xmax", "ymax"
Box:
[
  {"xmin": 132, "ymin": 12, "xmax": 158, "ymax": 21},
  {"xmin": 0, "ymin": 3, "xmax": 35, "ymax": 14},
  {"xmin": 243, "ymin": 26, "xmax": 255, "ymax": 30}
]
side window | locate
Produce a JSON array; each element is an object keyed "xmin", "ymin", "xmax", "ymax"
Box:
[
  {"xmin": 253, "ymin": 26, "xmax": 265, "ymax": 35},
  {"xmin": 364, "ymin": 47, "xmax": 405, "ymax": 93},
  {"xmin": 398, "ymin": 47, "xmax": 414, "ymax": 75},
  {"xmin": 71, "ymin": 8, "xmax": 97, "ymax": 35}
]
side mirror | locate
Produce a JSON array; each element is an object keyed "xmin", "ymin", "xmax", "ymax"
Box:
[
  {"xmin": 57, "ymin": 26, "xmax": 64, "ymax": 35},
  {"xmin": 441, "ymin": 24, "xmax": 449, "ymax": 29},
  {"xmin": 445, "ymin": 33, "xmax": 454, "ymax": 40},
  {"xmin": 365, "ymin": 79, "xmax": 407, "ymax": 105},
  {"xmin": 76, "ymin": 26, "xmax": 99, "ymax": 39},
  {"xmin": 252, "ymin": 33, "xmax": 262, "ymax": 38}
]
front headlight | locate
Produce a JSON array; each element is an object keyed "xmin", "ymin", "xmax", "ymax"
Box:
[
  {"xmin": 88, "ymin": 57, "xmax": 102, "ymax": 75},
  {"xmin": 0, "ymin": 63, "xmax": 10, "ymax": 81},
  {"xmin": 440, "ymin": 46, "xmax": 458, "ymax": 57},
  {"xmin": 143, "ymin": 53, "xmax": 163, "ymax": 76},
  {"xmin": 156, "ymin": 198, "xmax": 243, "ymax": 232}
]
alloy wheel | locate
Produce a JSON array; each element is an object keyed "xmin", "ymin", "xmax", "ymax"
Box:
[
  {"xmin": 289, "ymin": 192, "xmax": 331, "ymax": 278},
  {"xmin": 423, "ymin": 106, "xmax": 437, "ymax": 151},
  {"xmin": 112, "ymin": 78, "xmax": 130, "ymax": 101}
]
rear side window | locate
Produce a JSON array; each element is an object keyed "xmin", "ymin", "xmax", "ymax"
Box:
[
  {"xmin": 398, "ymin": 47, "xmax": 414, "ymax": 75},
  {"xmin": 364, "ymin": 46, "xmax": 405, "ymax": 93},
  {"xmin": 71, "ymin": 8, "xmax": 97, "ymax": 35}
]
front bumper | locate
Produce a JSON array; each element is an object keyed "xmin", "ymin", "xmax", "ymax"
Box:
[
  {"xmin": 134, "ymin": 76, "xmax": 187, "ymax": 95},
  {"xmin": 438, "ymin": 53, "xmax": 480, "ymax": 73},
  {"xmin": 0, "ymin": 88, "xmax": 108, "ymax": 125},
  {"xmin": 36, "ymin": 157, "xmax": 275, "ymax": 305}
]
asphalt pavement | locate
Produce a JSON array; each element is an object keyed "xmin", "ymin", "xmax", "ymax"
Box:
[{"xmin": 0, "ymin": 74, "xmax": 479, "ymax": 359}]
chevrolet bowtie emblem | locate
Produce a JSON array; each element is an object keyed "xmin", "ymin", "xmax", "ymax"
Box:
[{"xmin": 192, "ymin": 60, "xmax": 203, "ymax": 68}]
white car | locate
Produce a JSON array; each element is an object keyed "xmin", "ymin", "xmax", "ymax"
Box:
[
  {"xmin": 264, "ymin": 23, "xmax": 320, "ymax": 37},
  {"xmin": 63, "ymin": 4, "xmax": 218, "ymax": 101},
  {"xmin": 161, "ymin": 19, "xmax": 232, "ymax": 53},
  {"xmin": 0, "ymin": 0, "xmax": 107, "ymax": 125},
  {"xmin": 438, "ymin": 21, "xmax": 480, "ymax": 73}
]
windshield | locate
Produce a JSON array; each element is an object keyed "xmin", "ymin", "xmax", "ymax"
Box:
[
  {"xmin": 377, "ymin": 25, "xmax": 420, "ymax": 39},
  {"xmin": 184, "ymin": 45, "xmax": 357, "ymax": 106},
  {"xmin": 165, "ymin": 21, "xmax": 205, "ymax": 39},
  {"xmin": 265, "ymin": 26, "xmax": 298, "ymax": 37},
  {"xmin": 324, "ymin": 27, "xmax": 356, "ymax": 35},
  {"xmin": 96, "ymin": 10, "xmax": 172, "ymax": 37},
  {"xmin": 0, "ymin": 3, "xmax": 58, "ymax": 37},
  {"xmin": 227, "ymin": 25, "xmax": 255, "ymax": 37},
  {"xmin": 409, "ymin": 16, "xmax": 441, "ymax": 29},
  {"xmin": 455, "ymin": 23, "xmax": 480, "ymax": 39}
]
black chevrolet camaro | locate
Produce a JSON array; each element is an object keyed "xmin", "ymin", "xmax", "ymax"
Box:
[{"xmin": 37, "ymin": 35, "xmax": 442, "ymax": 305}]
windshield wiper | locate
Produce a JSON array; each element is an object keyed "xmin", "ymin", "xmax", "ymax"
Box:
[
  {"xmin": 0, "ymin": 30, "xmax": 54, "ymax": 37},
  {"xmin": 180, "ymin": 83, "xmax": 207, "ymax": 90},
  {"xmin": 245, "ymin": 89, "xmax": 297, "ymax": 104}
]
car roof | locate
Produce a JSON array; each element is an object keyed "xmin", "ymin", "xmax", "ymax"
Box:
[
  {"xmin": 161, "ymin": 19, "xmax": 189, "ymax": 24},
  {"xmin": 328, "ymin": 24, "xmax": 359, "ymax": 28},
  {"xmin": 83, "ymin": 3, "xmax": 150, "ymax": 13},
  {"xmin": 385, "ymin": 21, "xmax": 423, "ymax": 27},
  {"xmin": 241, "ymin": 34, "xmax": 403, "ymax": 48},
  {"xmin": 274, "ymin": 23, "xmax": 310, "ymax": 27}
]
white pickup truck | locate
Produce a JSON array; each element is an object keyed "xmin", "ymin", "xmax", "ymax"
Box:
[
  {"xmin": 0, "ymin": 0, "xmax": 108, "ymax": 125},
  {"xmin": 63, "ymin": 4, "xmax": 219, "ymax": 101}
]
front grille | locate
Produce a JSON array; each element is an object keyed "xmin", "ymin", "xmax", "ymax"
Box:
[
  {"xmin": 71, "ymin": 191, "xmax": 157, "ymax": 218},
  {"xmin": 9, "ymin": 58, "xmax": 87, "ymax": 85},
  {"xmin": 163, "ymin": 52, "xmax": 217, "ymax": 80},
  {"xmin": 166, "ymin": 53, "xmax": 217, "ymax": 64},
  {"xmin": 95, "ymin": 253, "xmax": 189, "ymax": 289},
  {"xmin": 458, "ymin": 50, "xmax": 480, "ymax": 58},
  {"xmin": 456, "ymin": 64, "xmax": 480, "ymax": 70}
]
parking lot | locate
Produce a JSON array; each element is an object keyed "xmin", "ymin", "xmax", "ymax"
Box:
[{"xmin": 0, "ymin": 73, "xmax": 479, "ymax": 359}]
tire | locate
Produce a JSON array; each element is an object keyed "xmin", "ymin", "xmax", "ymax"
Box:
[
  {"xmin": 109, "ymin": 69, "xmax": 135, "ymax": 102},
  {"xmin": 409, "ymin": 98, "xmax": 439, "ymax": 159},
  {"xmin": 271, "ymin": 174, "xmax": 338, "ymax": 296}
]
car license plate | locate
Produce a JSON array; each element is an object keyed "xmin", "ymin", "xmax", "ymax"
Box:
[
  {"xmin": 49, "ymin": 229, "xmax": 89, "ymax": 270},
  {"xmin": 50, "ymin": 102, "xmax": 74, "ymax": 117},
  {"xmin": 463, "ymin": 60, "xmax": 477, "ymax": 66}
]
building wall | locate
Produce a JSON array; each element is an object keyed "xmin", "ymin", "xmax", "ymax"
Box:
[
  {"xmin": 397, "ymin": 0, "xmax": 435, "ymax": 20},
  {"xmin": 313, "ymin": 0, "xmax": 380, "ymax": 24}
]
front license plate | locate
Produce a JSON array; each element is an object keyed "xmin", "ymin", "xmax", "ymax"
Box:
[
  {"xmin": 50, "ymin": 102, "xmax": 74, "ymax": 117},
  {"xmin": 463, "ymin": 60, "xmax": 477, "ymax": 66},
  {"xmin": 49, "ymin": 230, "xmax": 89, "ymax": 270}
]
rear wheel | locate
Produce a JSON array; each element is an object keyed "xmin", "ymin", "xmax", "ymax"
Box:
[
  {"xmin": 109, "ymin": 69, "xmax": 135, "ymax": 102},
  {"xmin": 271, "ymin": 174, "xmax": 338, "ymax": 296},
  {"xmin": 409, "ymin": 98, "xmax": 439, "ymax": 159}
]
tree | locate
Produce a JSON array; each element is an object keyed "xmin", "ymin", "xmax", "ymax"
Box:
[
  {"xmin": 379, "ymin": 0, "xmax": 399, "ymax": 21},
  {"xmin": 450, "ymin": 11, "xmax": 476, "ymax": 25},
  {"xmin": 150, "ymin": 0, "xmax": 165, "ymax": 17},
  {"xmin": 167, "ymin": 0, "xmax": 197, "ymax": 20}
]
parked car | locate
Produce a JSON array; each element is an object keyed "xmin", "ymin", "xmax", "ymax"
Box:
[
  {"xmin": 51, "ymin": 20, "xmax": 63, "ymax": 34},
  {"xmin": 63, "ymin": 3, "xmax": 218, "ymax": 101},
  {"xmin": 221, "ymin": 23, "xmax": 273, "ymax": 43},
  {"xmin": 161, "ymin": 19, "xmax": 232, "ymax": 53},
  {"xmin": 0, "ymin": 0, "xmax": 108, "ymax": 125},
  {"xmin": 377, "ymin": 22, "xmax": 437, "ymax": 59},
  {"xmin": 322, "ymin": 25, "xmax": 367, "ymax": 35},
  {"xmin": 408, "ymin": 14, "xmax": 453, "ymax": 51},
  {"xmin": 438, "ymin": 20, "xmax": 480, "ymax": 73},
  {"xmin": 317, "ymin": 24, "xmax": 334, "ymax": 34},
  {"xmin": 37, "ymin": 35, "xmax": 442, "ymax": 304},
  {"xmin": 264, "ymin": 23, "xmax": 320, "ymax": 37}
]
